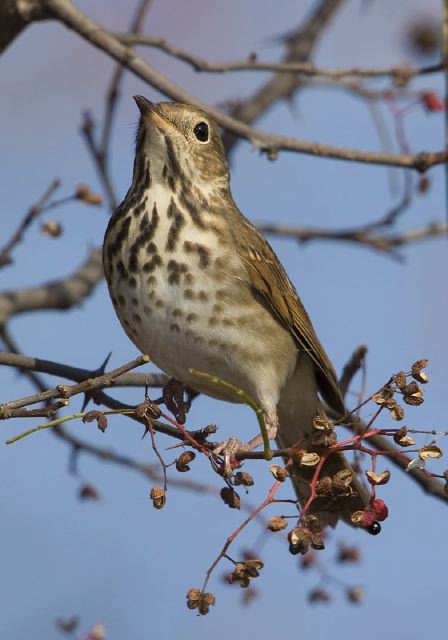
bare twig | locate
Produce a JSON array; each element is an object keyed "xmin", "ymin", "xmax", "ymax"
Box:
[
  {"xmin": 42, "ymin": 0, "xmax": 448, "ymax": 171},
  {"xmin": 99, "ymin": 0, "xmax": 153, "ymax": 158},
  {"xmin": 0, "ymin": 179, "xmax": 60, "ymax": 267},
  {"xmin": 0, "ymin": 354, "xmax": 150, "ymax": 415},
  {"xmin": 0, "ymin": 351, "xmax": 168, "ymax": 389},
  {"xmin": 221, "ymin": 0, "xmax": 345, "ymax": 154},
  {"xmin": 257, "ymin": 221, "xmax": 448, "ymax": 257},
  {"xmin": 80, "ymin": 112, "xmax": 118, "ymax": 211},
  {"xmin": 116, "ymin": 33, "xmax": 442, "ymax": 81}
]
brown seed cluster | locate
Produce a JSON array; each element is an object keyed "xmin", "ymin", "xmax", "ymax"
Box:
[
  {"xmin": 186, "ymin": 588, "xmax": 216, "ymax": 615},
  {"xmin": 374, "ymin": 359, "xmax": 428, "ymax": 420},
  {"xmin": 226, "ymin": 559, "xmax": 264, "ymax": 588},
  {"xmin": 315, "ymin": 469, "xmax": 354, "ymax": 497},
  {"xmin": 288, "ymin": 515, "xmax": 324, "ymax": 555}
]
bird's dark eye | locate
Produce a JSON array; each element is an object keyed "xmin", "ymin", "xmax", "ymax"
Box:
[{"xmin": 193, "ymin": 122, "xmax": 209, "ymax": 142}]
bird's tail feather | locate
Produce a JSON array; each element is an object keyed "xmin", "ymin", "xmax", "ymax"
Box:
[{"xmin": 276, "ymin": 355, "xmax": 369, "ymax": 528}]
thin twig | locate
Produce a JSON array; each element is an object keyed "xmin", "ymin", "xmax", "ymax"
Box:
[
  {"xmin": 0, "ymin": 354, "xmax": 150, "ymax": 414},
  {"xmin": 257, "ymin": 221, "xmax": 448, "ymax": 257},
  {"xmin": 116, "ymin": 33, "xmax": 443, "ymax": 81},
  {"xmin": 0, "ymin": 179, "xmax": 60, "ymax": 267},
  {"xmin": 99, "ymin": 0, "xmax": 153, "ymax": 158}
]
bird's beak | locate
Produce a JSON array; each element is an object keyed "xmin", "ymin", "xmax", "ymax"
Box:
[
  {"xmin": 133, "ymin": 95, "xmax": 177, "ymax": 134},
  {"xmin": 133, "ymin": 95, "xmax": 154, "ymax": 115}
]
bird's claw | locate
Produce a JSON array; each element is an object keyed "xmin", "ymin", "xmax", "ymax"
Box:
[{"xmin": 213, "ymin": 437, "xmax": 250, "ymax": 478}]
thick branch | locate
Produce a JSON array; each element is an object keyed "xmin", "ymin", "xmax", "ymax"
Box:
[
  {"xmin": 41, "ymin": 0, "xmax": 447, "ymax": 171},
  {"xmin": 0, "ymin": 247, "xmax": 103, "ymax": 324},
  {"xmin": 0, "ymin": 0, "xmax": 48, "ymax": 54}
]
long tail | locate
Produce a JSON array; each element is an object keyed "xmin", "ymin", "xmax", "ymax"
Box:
[{"xmin": 276, "ymin": 356, "xmax": 369, "ymax": 528}]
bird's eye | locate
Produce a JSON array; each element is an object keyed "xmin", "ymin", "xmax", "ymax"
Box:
[{"xmin": 193, "ymin": 122, "xmax": 209, "ymax": 142}]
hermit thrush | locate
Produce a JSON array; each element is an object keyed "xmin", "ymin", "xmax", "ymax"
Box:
[{"xmin": 103, "ymin": 97, "xmax": 368, "ymax": 526}]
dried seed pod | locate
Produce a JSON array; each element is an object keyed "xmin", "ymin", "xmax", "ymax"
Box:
[
  {"xmin": 79, "ymin": 483, "xmax": 100, "ymax": 501},
  {"xmin": 41, "ymin": 220, "xmax": 63, "ymax": 237},
  {"xmin": 332, "ymin": 469, "xmax": 353, "ymax": 495},
  {"xmin": 350, "ymin": 511, "xmax": 364, "ymax": 526},
  {"xmin": 419, "ymin": 445, "xmax": 443, "ymax": 461},
  {"xmin": 394, "ymin": 371, "xmax": 407, "ymax": 389},
  {"xmin": 175, "ymin": 450, "xmax": 196, "ymax": 472},
  {"xmin": 226, "ymin": 570, "xmax": 250, "ymax": 588},
  {"xmin": 150, "ymin": 486, "xmax": 166, "ymax": 509},
  {"xmin": 243, "ymin": 559, "xmax": 264, "ymax": 577},
  {"xmin": 403, "ymin": 393, "xmax": 424, "ymax": 406},
  {"xmin": 302, "ymin": 514, "xmax": 324, "ymax": 534},
  {"xmin": 288, "ymin": 527, "xmax": 312, "ymax": 555},
  {"xmin": 299, "ymin": 451, "xmax": 320, "ymax": 467},
  {"xmin": 267, "ymin": 516, "xmax": 288, "ymax": 532},
  {"xmin": 393, "ymin": 427, "xmax": 416, "ymax": 447},
  {"xmin": 220, "ymin": 487, "xmax": 241, "ymax": 509},
  {"xmin": 310, "ymin": 533, "xmax": 325, "ymax": 551},
  {"xmin": 365, "ymin": 470, "xmax": 391, "ymax": 486},
  {"xmin": 402, "ymin": 381, "xmax": 420, "ymax": 396},
  {"xmin": 412, "ymin": 370, "xmax": 429, "ymax": 384},
  {"xmin": 347, "ymin": 587, "xmax": 364, "ymax": 604},
  {"xmin": 234, "ymin": 471, "xmax": 254, "ymax": 487},
  {"xmin": 75, "ymin": 184, "xmax": 103, "ymax": 205},
  {"xmin": 373, "ymin": 385, "xmax": 394, "ymax": 406},
  {"xmin": 82, "ymin": 410, "xmax": 108, "ymax": 433},
  {"xmin": 270, "ymin": 464, "xmax": 288, "ymax": 482},
  {"xmin": 186, "ymin": 588, "xmax": 215, "ymax": 615},
  {"xmin": 389, "ymin": 402, "xmax": 405, "ymax": 421},
  {"xmin": 411, "ymin": 359, "xmax": 429, "ymax": 375},
  {"xmin": 337, "ymin": 545, "xmax": 360, "ymax": 563},
  {"xmin": 312, "ymin": 416, "xmax": 334, "ymax": 433},
  {"xmin": 315, "ymin": 476, "xmax": 333, "ymax": 495},
  {"xmin": 308, "ymin": 589, "xmax": 331, "ymax": 604}
]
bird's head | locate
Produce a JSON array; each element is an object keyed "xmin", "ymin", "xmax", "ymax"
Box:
[{"xmin": 133, "ymin": 96, "xmax": 230, "ymax": 194}]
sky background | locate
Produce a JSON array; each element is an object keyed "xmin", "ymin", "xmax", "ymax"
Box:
[{"xmin": 1, "ymin": 0, "xmax": 447, "ymax": 638}]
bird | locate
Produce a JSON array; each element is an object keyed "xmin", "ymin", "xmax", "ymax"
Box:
[{"xmin": 103, "ymin": 96, "xmax": 369, "ymax": 527}]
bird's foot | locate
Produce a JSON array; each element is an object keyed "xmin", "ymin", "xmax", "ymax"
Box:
[{"xmin": 213, "ymin": 437, "xmax": 251, "ymax": 479}]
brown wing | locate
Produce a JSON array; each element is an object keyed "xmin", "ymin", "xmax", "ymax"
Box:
[{"xmin": 235, "ymin": 220, "xmax": 344, "ymax": 416}]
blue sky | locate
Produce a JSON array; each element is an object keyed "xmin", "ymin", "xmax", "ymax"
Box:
[{"xmin": 1, "ymin": 1, "xmax": 447, "ymax": 638}]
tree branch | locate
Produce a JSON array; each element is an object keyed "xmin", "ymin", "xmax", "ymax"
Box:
[
  {"xmin": 0, "ymin": 247, "xmax": 103, "ymax": 324},
  {"xmin": 117, "ymin": 33, "xmax": 442, "ymax": 81},
  {"xmin": 0, "ymin": 0, "xmax": 48, "ymax": 54},
  {"xmin": 0, "ymin": 351, "xmax": 167, "ymax": 392},
  {"xmin": 40, "ymin": 0, "xmax": 447, "ymax": 171},
  {"xmin": 257, "ymin": 221, "xmax": 448, "ymax": 257}
]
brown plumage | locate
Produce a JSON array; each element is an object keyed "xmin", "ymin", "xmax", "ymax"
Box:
[{"xmin": 103, "ymin": 97, "xmax": 369, "ymax": 527}]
